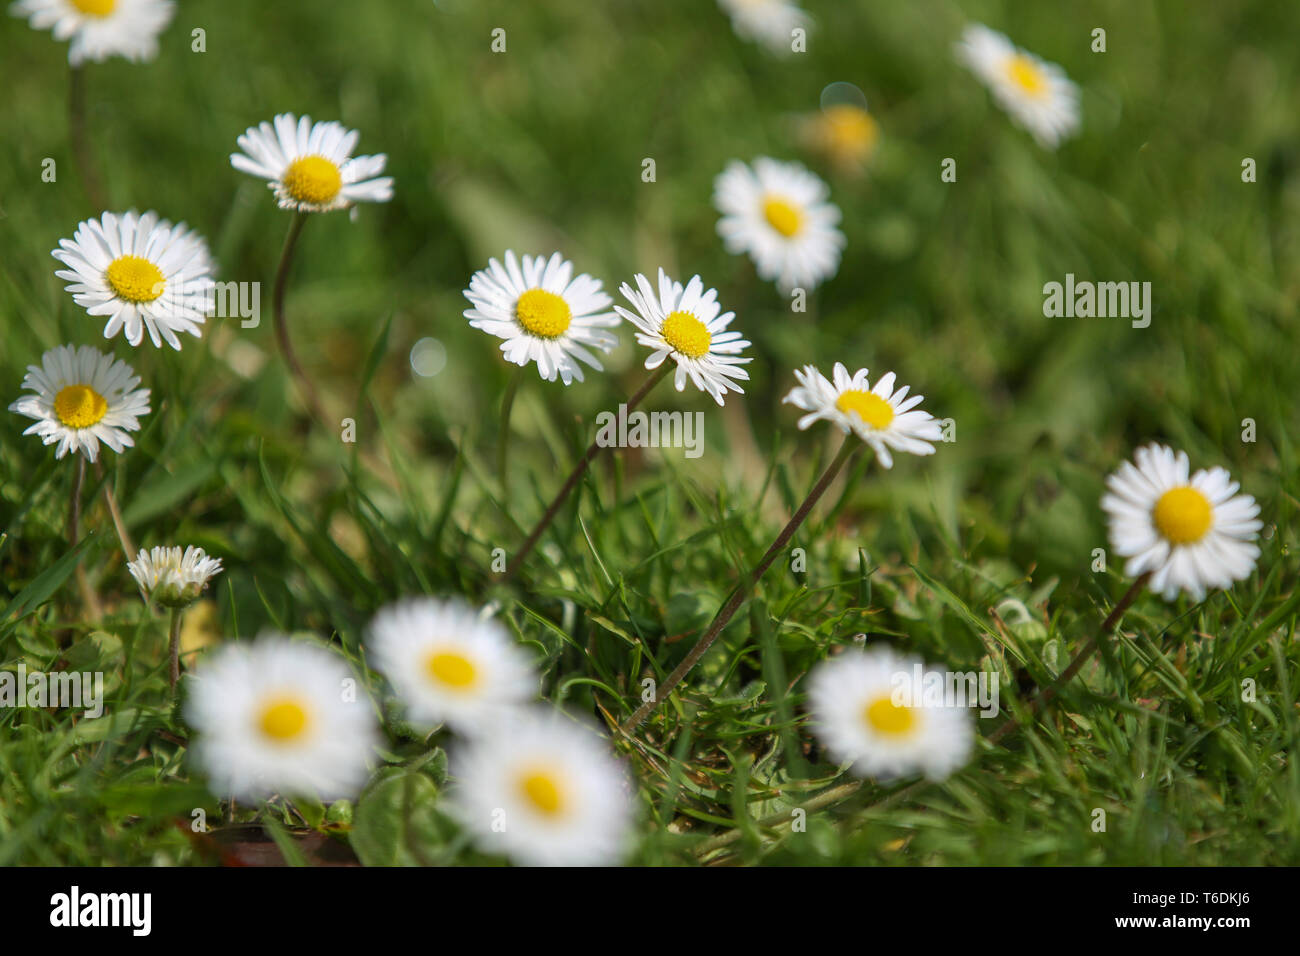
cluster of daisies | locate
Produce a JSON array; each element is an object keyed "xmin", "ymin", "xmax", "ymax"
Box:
[
  {"xmin": 186, "ymin": 599, "xmax": 633, "ymax": 867},
  {"xmin": 7, "ymin": 0, "xmax": 1267, "ymax": 867},
  {"xmin": 462, "ymin": 152, "xmax": 848, "ymax": 399},
  {"xmin": 7, "ymin": 110, "xmax": 392, "ymax": 564}
]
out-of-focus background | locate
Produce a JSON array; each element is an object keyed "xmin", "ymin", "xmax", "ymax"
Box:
[{"xmin": 0, "ymin": 0, "xmax": 1297, "ymax": 865}]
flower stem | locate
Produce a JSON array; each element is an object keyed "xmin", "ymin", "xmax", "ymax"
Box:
[
  {"xmin": 496, "ymin": 367, "xmax": 523, "ymax": 497},
  {"xmin": 69, "ymin": 457, "xmax": 101, "ymax": 616},
  {"xmin": 505, "ymin": 364, "xmax": 670, "ymax": 580},
  {"xmin": 68, "ymin": 65, "xmax": 106, "ymax": 209},
  {"xmin": 623, "ymin": 435, "xmax": 858, "ymax": 732},
  {"xmin": 167, "ymin": 607, "xmax": 183, "ymax": 695},
  {"xmin": 986, "ymin": 571, "xmax": 1151, "ymax": 745},
  {"xmin": 272, "ymin": 212, "xmax": 327, "ymax": 424},
  {"xmin": 94, "ymin": 460, "xmax": 138, "ymax": 576}
]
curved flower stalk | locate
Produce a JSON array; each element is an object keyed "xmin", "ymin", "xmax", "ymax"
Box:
[
  {"xmin": 505, "ymin": 270, "xmax": 751, "ymax": 580},
  {"xmin": 624, "ymin": 363, "xmax": 943, "ymax": 731},
  {"xmin": 230, "ymin": 113, "xmax": 393, "ymax": 422},
  {"xmin": 989, "ymin": 443, "xmax": 1261, "ymax": 743}
]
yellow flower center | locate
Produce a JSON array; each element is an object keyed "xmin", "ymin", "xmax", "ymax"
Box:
[
  {"xmin": 71, "ymin": 0, "xmax": 115, "ymax": 15},
  {"xmin": 835, "ymin": 389, "xmax": 895, "ymax": 430},
  {"xmin": 105, "ymin": 255, "xmax": 165, "ymax": 304},
  {"xmin": 1006, "ymin": 54, "xmax": 1048, "ymax": 98},
  {"xmin": 660, "ymin": 310, "xmax": 712, "ymax": 359},
  {"xmin": 515, "ymin": 288, "xmax": 572, "ymax": 339},
  {"xmin": 282, "ymin": 155, "xmax": 343, "ymax": 205},
  {"xmin": 53, "ymin": 384, "xmax": 108, "ymax": 429},
  {"xmin": 821, "ymin": 104, "xmax": 879, "ymax": 158},
  {"xmin": 425, "ymin": 650, "xmax": 478, "ymax": 689},
  {"xmin": 1152, "ymin": 486, "xmax": 1213, "ymax": 545},
  {"xmin": 762, "ymin": 196, "xmax": 803, "ymax": 238},
  {"xmin": 258, "ymin": 697, "xmax": 311, "ymax": 742},
  {"xmin": 518, "ymin": 768, "xmax": 566, "ymax": 817},
  {"xmin": 863, "ymin": 694, "xmax": 917, "ymax": 737}
]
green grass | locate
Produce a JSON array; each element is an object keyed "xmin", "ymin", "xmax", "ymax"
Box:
[{"xmin": 1, "ymin": 0, "xmax": 1297, "ymax": 865}]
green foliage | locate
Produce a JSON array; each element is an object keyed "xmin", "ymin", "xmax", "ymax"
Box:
[{"xmin": 0, "ymin": 0, "xmax": 1297, "ymax": 865}]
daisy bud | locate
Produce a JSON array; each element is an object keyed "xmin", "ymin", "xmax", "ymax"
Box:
[{"xmin": 126, "ymin": 545, "xmax": 223, "ymax": 608}]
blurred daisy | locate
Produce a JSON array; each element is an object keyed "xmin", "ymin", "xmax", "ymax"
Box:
[
  {"xmin": 714, "ymin": 157, "xmax": 844, "ymax": 292},
  {"xmin": 1101, "ymin": 443, "xmax": 1262, "ymax": 601},
  {"xmin": 956, "ymin": 23, "xmax": 1080, "ymax": 150},
  {"xmin": 10, "ymin": 0, "xmax": 174, "ymax": 65},
  {"xmin": 367, "ymin": 597, "xmax": 537, "ymax": 733},
  {"xmin": 8, "ymin": 344, "xmax": 149, "ymax": 462},
  {"xmin": 798, "ymin": 103, "xmax": 879, "ymax": 174},
  {"xmin": 452, "ymin": 709, "xmax": 633, "ymax": 866},
  {"xmin": 52, "ymin": 210, "xmax": 215, "ymax": 350},
  {"xmin": 717, "ymin": 0, "xmax": 809, "ymax": 56},
  {"xmin": 614, "ymin": 269, "xmax": 752, "ymax": 405},
  {"xmin": 127, "ymin": 545, "xmax": 222, "ymax": 608},
  {"xmin": 230, "ymin": 113, "xmax": 393, "ymax": 214},
  {"xmin": 783, "ymin": 363, "xmax": 942, "ymax": 468},
  {"xmin": 185, "ymin": 636, "xmax": 380, "ymax": 801},
  {"xmin": 807, "ymin": 646, "xmax": 973, "ymax": 781},
  {"xmin": 463, "ymin": 250, "xmax": 619, "ymax": 385}
]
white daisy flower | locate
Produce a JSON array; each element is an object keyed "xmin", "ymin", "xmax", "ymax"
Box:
[
  {"xmin": 955, "ymin": 23, "xmax": 1080, "ymax": 150},
  {"xmin": 717, "ymin": 0, "xmax": 810, "ymax": 57},
  {"xmin": 185, "ymin": 636, "xmax": 380, "ymax": 802},
  {"xmin": 52, "ymin": 210, "xmax": 216, "ymax": 350},
  {"xmin": 714, "ymin": 157, "xmax": 844, "ymax": 293},
  {"xmin": 230, "ymin": 113, "xmax": 394, "ymax": 214},
  {"xmin": 807, "ymin": 646, "xmax": 973, "ymax": 782},
  {"xmin": 452, "ymin": 709, "xmax": 633, "ymax": 867},
  {"xmin": 367, "ymin": 597, "xmax": 537, "ymax": 733},
  {"xmin": 1100, "ymin": 443, "xmax": 1262, "ymax": 602},
  {"xmin": 126, "ymin": 545, "xmax": 223, "ymax": 608},
  {"xmin": 462, "ymin": 250, "xmax": 620, "ymax": 385},
  {"xmin": 10, "ymin": 0, "xmax": 174, "ymax": 66},
  {"xmin": 8, "ymin": 344, "xmax": 150, "ymax": 462},
  {"xmin": 614, "ymin": 269, "xmax": 752, "ymax": 406},
  {"xmin": 783, "ymin": 362, "xmax": 943, "ymax": 469}
]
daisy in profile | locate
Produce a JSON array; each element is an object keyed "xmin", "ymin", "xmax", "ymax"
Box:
[
  {"xmin": 10, "ymin": 0, "xmax": 175, "ymax": 65},
  {"xmin": 52, "ymin": 210, "xmax": 216, "ymax": 350},
  {"xmin": 367, "ymin": 597, "xmax": 537, "ymax": 733},
  {"xmin": 9, "ymin": 344, "xmax": 149, "ymax": 462},
  {"xmin": 128, "ymin": 544, "xmax": 223, "ymax": 691},
  {"xmin": 615, "ymin": 270, "xmax": 752, "ymax": 405},
  {"xmin": 230, "ymin": 113, "xmax": 393, "ymax": 214},
  {"xmin": 452, "ymin": 709, "xmax": 633, "ymax": 866},
  {"xmin": 783, "ymin": 363, "xmax": 943, "ymax": 468},
  {"xmin": 185, "ymin": 636, "xmax": 380, "ymax": 802},
  {"xmin": 463, "ymin": 250, "xmax": 619, "ymax": 385},
  {"xmin": 1101, "ymin": 443, "xmax": 1261, "ymax": 601},
  {"xmin": 807, "ymin": 646, "xmax": 973, "ymax": 781},
  {"xmin": 955, "ymin": 23, "xmax": 1080, "ymax": 150},
  {"xmin": 128, "ymin": 545, "xmax": 222, "ymax": 608},
  {"xmin": 714, "ymin": 157, "xmax": 844, "ymax": 292},
  {"xmin": 717, "ymin": 0, "xmax": 810, "ymax": 57}
]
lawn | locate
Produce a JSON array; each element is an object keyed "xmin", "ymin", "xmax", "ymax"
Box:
[{"xmin": 0, "ymin": 0, "xmax": 1296, "ymax": 866}]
